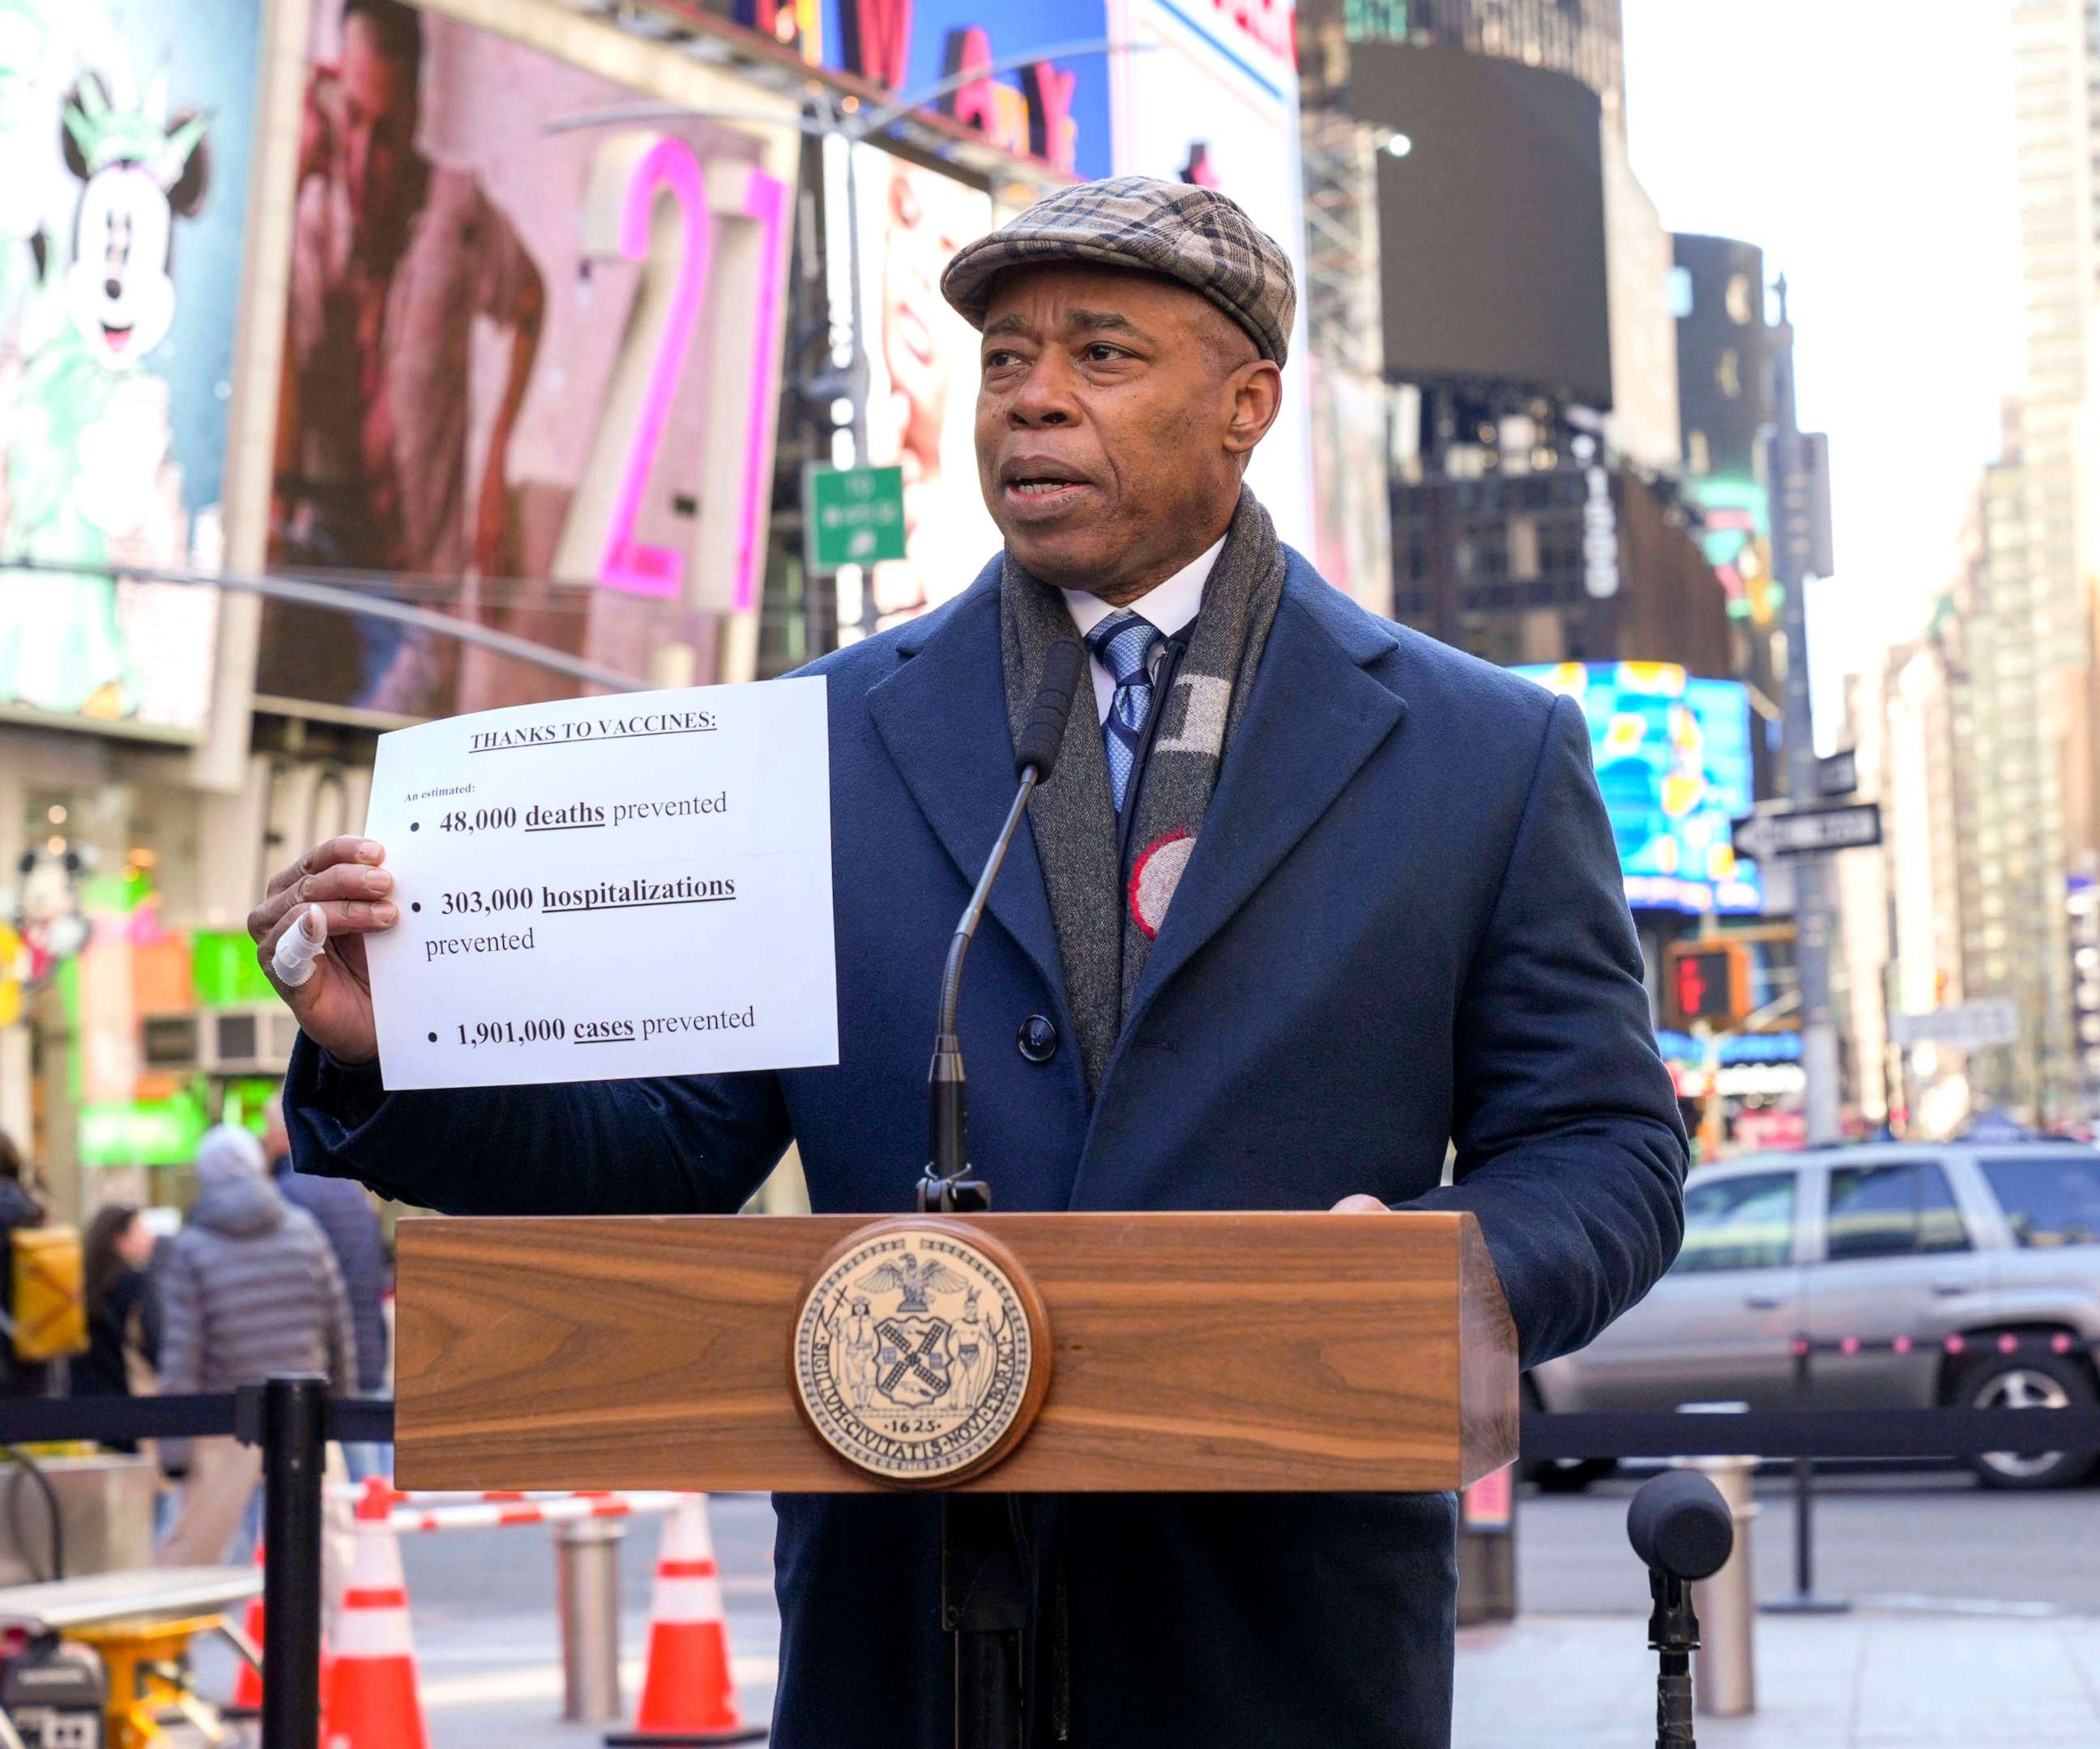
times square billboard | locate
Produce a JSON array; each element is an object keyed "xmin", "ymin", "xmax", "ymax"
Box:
[
  {"xmin": 1514, "ymin": 661, "xmax": 1762, "ymax": 916},
  {"xmin": 0, "ymin": 0, "xmax": 261, "ymax": 741},
  {"xmin": 255, "ymin": 0, "xmax": 794, "ymax": 722}
]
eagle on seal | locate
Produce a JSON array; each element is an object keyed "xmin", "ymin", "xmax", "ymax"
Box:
[{"xmin": 855, "ymin": 1252, "xmax": 967, "ymax": 1314}]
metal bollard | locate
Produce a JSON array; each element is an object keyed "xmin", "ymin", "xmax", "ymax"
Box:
[
  {"xmin": 1686, "ymin": 1454, "xmax": 1757, "ymax": 1717},
  {"xmin": 554, "ymin": 1517, "xmax": 626, "ymax": 1722},
  {"xmin": 1455, "ymin": 1461, "xmax": 1517, "ymax": 1625}
]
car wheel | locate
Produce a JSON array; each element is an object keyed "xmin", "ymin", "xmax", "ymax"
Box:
[
  {"xmin": 1518, "ymin": 1378, "xmax": 1617, "ymax": 1492},
  {"xmin": 1531, "ymin": 1457, "xmax": 1618, "ymax": 1495},
  {"xmin": 1959, "ymin": 1353, "xmax": 2098, "ymax": 1490}
]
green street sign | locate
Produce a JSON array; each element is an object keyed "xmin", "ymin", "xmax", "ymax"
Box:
[{"xmin": 804, "ymin": 463, "xmax": 907, "ymax": 574}]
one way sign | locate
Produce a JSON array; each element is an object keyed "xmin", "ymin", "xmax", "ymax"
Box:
[{"xmin": 1731, "ymin": 801, "xmax": 1882, "ymax": 861}]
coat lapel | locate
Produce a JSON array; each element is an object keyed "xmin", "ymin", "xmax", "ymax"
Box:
[
  {"xmin": 865, "ymin": 565, "xmax": 1069, "ymax": 1014},
  {"xmin": 1117, "ymin": 564, "xmax": 1407, "ymax": 1043}
]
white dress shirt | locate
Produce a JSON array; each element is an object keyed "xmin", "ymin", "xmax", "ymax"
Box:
[{"xmin": 1060, "ymin": 536, "xmax": 1226, "ymax": 723}]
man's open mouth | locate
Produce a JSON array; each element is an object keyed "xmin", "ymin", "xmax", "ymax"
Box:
[{"xmin": 1000, "ymin": 459, "xmax": 1095, "ymax": 512}]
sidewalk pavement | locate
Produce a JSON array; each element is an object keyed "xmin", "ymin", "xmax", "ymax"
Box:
[{"xmin": 1453, "ymin": 1610, "xmax": 2100, "ymax": 1747}]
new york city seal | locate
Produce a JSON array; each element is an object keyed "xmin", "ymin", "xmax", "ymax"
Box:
[{"xmin": 792, "ymin": 1221, "xmax": 1048, "ymax": 1484}]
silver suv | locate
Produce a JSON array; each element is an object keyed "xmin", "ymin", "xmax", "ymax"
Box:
[{"xmin": 1529, "ymin": 1141, "xmax": 2100, "ymax": 1488}]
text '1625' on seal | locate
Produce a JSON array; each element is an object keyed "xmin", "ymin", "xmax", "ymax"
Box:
[{"xmin": 792, "ymin": 1221, "xmax": 1049, "ymax": 1485}]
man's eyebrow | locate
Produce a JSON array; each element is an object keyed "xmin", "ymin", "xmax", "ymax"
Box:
[
  {"xmin": 981, "ymin": 308, "xmax": 1153, "ymax": 343},
  {"xmin": 1065, "ymin": 309, "xmax": 1146, "ymax": 339}
]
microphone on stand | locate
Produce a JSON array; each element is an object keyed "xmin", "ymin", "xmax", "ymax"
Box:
[
  {"xmin": 919, "ymin": 638, "xmax": 1089, "ymax": 1214},
  {"xmin": 1628, "ymin": 1470, "xmax": 1735, "ymax": 1749}
]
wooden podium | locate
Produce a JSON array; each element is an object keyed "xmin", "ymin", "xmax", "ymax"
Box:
[
  {"xmin": 396, "ymin": 1207, "xmax": 1518, "ymax": 1746},
  {"xmin": 393, "ymin": 1209, "xmax": 1518, "ymax": 1494}
]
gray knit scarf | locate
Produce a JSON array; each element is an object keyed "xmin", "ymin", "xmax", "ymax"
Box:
[{"xmin": 1000, "ymin": 488, "xmax": 1286, "ymax": 1092}]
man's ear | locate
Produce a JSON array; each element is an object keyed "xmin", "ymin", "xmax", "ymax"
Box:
[{"xmin": 1223, "ymin": 358, "xmax": 1283, "ymax": 457}]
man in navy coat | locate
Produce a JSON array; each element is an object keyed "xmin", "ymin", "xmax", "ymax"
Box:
[{"xmin": 254, "ymin": 177, "xmax": 1685, "ymax": 1747}]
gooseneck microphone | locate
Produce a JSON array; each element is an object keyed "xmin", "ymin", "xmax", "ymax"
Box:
[{"xmin": 919, "ymin": 638, "xmax": 1088, "ymax": 1213}]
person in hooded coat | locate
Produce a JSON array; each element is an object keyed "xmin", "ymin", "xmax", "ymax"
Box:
[{"xmin": 156, "ymin": 1124, "xmax": 356, "ymax": 1566}]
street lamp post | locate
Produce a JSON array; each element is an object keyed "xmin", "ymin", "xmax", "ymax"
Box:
[{"xmin": 1766, "ymin": 281, "xmax": 1840, "ymax": 1146}]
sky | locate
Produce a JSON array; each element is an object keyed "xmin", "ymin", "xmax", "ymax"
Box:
[{"xmin": 1620, "ymin": 0, "xmax": 2027, "ymax": 743}]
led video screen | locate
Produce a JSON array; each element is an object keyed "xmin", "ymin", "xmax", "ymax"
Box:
[
  {"xmin": 1516, "ymin": 661, "xmax": 1762, "ymax": 915},
  {"xmin": 1354, "ymin": 40, "xmax": 1611, "ymax": 407}
]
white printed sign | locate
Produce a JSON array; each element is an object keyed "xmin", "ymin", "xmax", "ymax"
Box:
[{"xmin": 362, "ymin": 678, "xmax": 836, "ymax": 1090}]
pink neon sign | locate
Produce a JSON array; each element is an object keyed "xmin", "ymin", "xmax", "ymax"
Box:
[
  {"xmin": 593, "ymin": 141, "xmax": 788, "ymax": 612},
  {"xmin": 731, "ymin": 169, "xmax": 787, "ymax": 614},
  {"xmin": 599, "ymin": 139, "xmax": 711, "ymax": 599}
]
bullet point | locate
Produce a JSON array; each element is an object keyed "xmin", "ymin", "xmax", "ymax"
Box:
[{"xmin": 427, "ymin": 1032, "xmax": 437, "ymax": 1043}]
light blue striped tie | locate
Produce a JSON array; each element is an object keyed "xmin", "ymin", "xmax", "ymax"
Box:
[{"xmin": 1084, "ymin": 611, "xmax": 1165, "ymax": 813}]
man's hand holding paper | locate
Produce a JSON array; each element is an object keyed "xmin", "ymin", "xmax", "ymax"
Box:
[
  {"xmin": 250, "ymin": 679, "xmax": 838, "ymax": 1090},
  {"xmin": 250, "ymin": 834, "xmax": 395, "ymax": 1065}
]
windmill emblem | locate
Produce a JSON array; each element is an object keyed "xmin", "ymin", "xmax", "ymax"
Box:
[{"xmin": 855, "ymin": 1252, "xmax": 971, "ymax": 1409}]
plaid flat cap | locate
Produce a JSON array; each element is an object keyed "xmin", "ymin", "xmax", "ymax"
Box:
[{"xmin": 941, "ymin": 175, "xmax": 1295, "ymax": 365}]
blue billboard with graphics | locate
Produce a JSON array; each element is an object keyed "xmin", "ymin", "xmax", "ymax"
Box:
[
  {"xmin": 1514, "ymin": 662, "xmax": 1763, "ymax": 916},
  {"xmin": 818, "ymin": 0, "xmax": 1115, "ymax": 179}
]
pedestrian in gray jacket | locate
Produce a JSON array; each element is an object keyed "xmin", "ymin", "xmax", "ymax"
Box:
[{"xmin": 157, "ymin": 1124, "xmax": 356, "ymax": 1567}]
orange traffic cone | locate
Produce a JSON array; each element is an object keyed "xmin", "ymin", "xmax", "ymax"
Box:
[
  {"xmin": 323, "ymin": 1482, "xmax": 428, "ymax": 1749},
  {"xmin": 605, "ymin": 1494, "xmax": 764, "ymax": 1745},
  {"xmin": 228, "ymin": 1542, "xmax": 266, "ymax": 1715},
  {"xmin": 228, "ymin": 1541, "xmax": 334, "ymax": 1725}
]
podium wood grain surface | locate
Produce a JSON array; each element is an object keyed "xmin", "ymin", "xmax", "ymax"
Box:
[{"xmin": 395, "ymin": 1210, "xmax": 1518, "ymax": 1493}]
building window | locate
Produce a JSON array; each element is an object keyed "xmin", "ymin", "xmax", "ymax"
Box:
[
  {"xmin": 1668, "ymin": 266, "xmax": 1693, "ymax": 318},
  {"xmin": 1508, "ymin": 515, "xmax": 1542, "ymax": 582}
]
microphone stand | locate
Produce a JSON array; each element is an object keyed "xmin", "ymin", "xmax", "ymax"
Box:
[
  {"xmin": 918, "ymin": 767, "xmax": 1038, "ymax": 1218},
  {"xmin": 1627, "ymin": 1472, "xmax": 1733, "ymax": 1749},
  {"xmin": 1647, "ymin": 1568, "xmax": 1701, "ymax": 1749},
  {"xmin": 915, "ymin": 640, "xmax": 1086, "ymax": 1749}
]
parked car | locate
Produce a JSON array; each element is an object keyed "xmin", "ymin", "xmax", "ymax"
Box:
[{"xmin": 1528, "ymin": 1141, "xmax": 2100, "ymax": 1489}]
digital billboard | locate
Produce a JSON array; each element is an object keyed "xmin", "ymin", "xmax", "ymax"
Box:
[
  {"xmin": 1673, "ymin": 236, "xmax": 1779, "ymax": 631},
  {"xmin": 0, "ymin": 0, "xmax": 259, "ymax": 740},
  {"xmin": 1353, "ymin": 40, "xmax": 1611, "ymax": 407},
  {"xmin": 257, "ymin": 0, "xmax": 792, "ymax": 722},
  {"xmin": 846, "ymin": 145, "xmax": 1000, "ymax": 635},
  {"xmin": 818, "ymin": 0, "xmax": 1114, "ymax": 180},
  {"xmin": 1516, "ymin": 660, "xmax": 1763, "ymax": 915}
]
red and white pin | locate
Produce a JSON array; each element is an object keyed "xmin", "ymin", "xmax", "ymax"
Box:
[{"xmin": 1129, "ymin": 830, "xmax": 1196, "ymax": 940}]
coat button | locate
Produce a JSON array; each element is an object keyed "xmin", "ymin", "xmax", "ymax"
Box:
[{"xmin": 1017, "ymin": 1015, "xmax": 1058, "ymax": 1064}]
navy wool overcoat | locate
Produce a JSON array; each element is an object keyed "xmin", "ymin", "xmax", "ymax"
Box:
[{"xmin": 288, "ymin": 547, "xmax": 1688, "ymax": 1747}]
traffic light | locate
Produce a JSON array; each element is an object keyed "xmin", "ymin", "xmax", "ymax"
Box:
[{"xmin": 1667, "ymin": 941, "xmax": 1751, "ymax": 1027}]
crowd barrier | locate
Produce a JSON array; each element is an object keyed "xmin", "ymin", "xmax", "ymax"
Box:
[
  {"xmin": 0, "ymin": 1377, "xmax": 2094, "ymax": 1743},
  {"xmin": 331, "ymin": 1481, "xmax": 689, "ymax": 1536}
]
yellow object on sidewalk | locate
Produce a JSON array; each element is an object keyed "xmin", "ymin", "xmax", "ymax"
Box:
[
  {"xmin": 11, "ymin": 1226, "xmax": 87, "ymax": 1363},
  {"xmin": 71, "ymin": 1612, "xmax": 236, "ymax": 1749}
]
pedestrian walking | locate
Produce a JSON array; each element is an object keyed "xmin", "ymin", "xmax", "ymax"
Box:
[
  {"xmin": 263, "ymin": 1092, "xmax": 391, "ymax": 1477},
  {"xmin": 156, "ymin": 1124, "xmax": 356, "ymax": 1568},
  {"xmin": 75, "ymin": 1204, "xmax": 161, "ymax": 1442}
]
